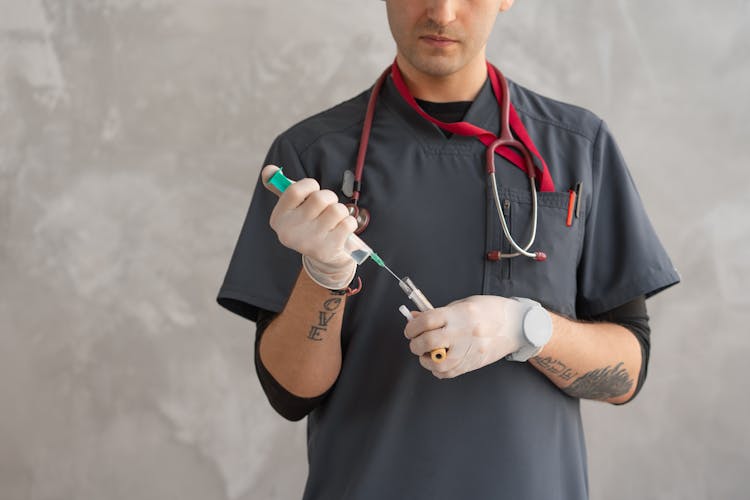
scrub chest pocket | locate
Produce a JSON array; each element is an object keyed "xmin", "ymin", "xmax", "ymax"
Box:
[{"xmin": 487, "ymin": 186, "xmax": 585, "ymax": 318}]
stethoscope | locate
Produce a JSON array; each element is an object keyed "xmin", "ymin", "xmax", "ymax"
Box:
[{"xmin": 345, "ymin": 61, "xmax": 553, "ymax": 262}]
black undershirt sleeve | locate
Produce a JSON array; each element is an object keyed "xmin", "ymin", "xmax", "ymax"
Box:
[
  {"xmin": 583, "ymin": 295, "xmax": 651, "ymax": 402},
  {"xmin": 254, "ymin": 296, "xmax": 651, "ymax": 418},
  {"xmin": 253, "ymin": 309, "xmax": 333, "ymax": 421}
]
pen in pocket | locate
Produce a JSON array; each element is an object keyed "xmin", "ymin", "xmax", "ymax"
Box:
[
  {"xmin": 566, "ymin": 182, "xmax": 583, "ymax": 227},
  {"xmin": 566, "ymin": 187, "xmax": 576, "ymax": 227}
]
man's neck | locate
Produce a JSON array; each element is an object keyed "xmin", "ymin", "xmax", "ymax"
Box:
[{"xmin": 395, "ymin": 53, "xmax": 488, "ymax": 103}]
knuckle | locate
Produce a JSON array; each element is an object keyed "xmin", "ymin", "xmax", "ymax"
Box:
[
  {"xmin": 415, "ymin": 312, "xmax": 434, "ymax": 331},
  {"xmin": 471, "ymin": 323, "xmax": 483, "ymax": 338},
  {"xmin": 310, "ymin": 189, "xmax": 337, "ymax": 208},
  {"xmin": 306, "ymin": 190, "xmax": 325, "ymax": 204},
  {"xmin": 269, "ymin": 213, "xmax": 279, "ymax": 231},
  {"xmin": 464, "ymin": 301, "xmax": 480, "ymax": 317},
  {"xmin": 285, "ymin": 179, "xmax": 318, "ymax": 202},
  {"xmin": 284, "ymin": 182, "xmax": 307, "ymax": 199},
  {"xmin": 320, "ymin": 189, "xmax": 339, "ymax": 203},
  {"xmin": 297, "ymin": 178, "xmax": 320, "ymax": 192},
  {"xmin": 342, "ymin": 215, "xmax": 358, "ymax": 232},
  {"xmin": 325, "ymin": 202, "xmax": 348, "ymax": 221},
  {"xmin": 277, "ymin": 232, "xmax": 293, "ymax": 249},
  {"xmin": 332, "ymin": 203, "xmax": 349, "ymax": 218}
]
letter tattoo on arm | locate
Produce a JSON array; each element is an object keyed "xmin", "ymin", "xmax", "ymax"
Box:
[
  {"xmin": 535, "ymin": 356, "xmax": 579, "ymax": 381},
  {"xmin": 307, "ymin": 297, "xmax": 343, "ymax": 341}
]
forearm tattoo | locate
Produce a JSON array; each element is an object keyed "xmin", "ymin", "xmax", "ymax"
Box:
[
  {"xmin": 535, "ymin": 356, "xmax": 579, "ymax": 381},
  {"xmin": 563, "ymin": 362, "xmax": 633, "ymax": 400},
  {"xmin": 307, "ymin": 297, "xmax": 342, "ymax": 341}
]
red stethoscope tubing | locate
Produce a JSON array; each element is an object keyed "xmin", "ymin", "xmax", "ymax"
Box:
[
  {"xmin": 345, "ymin": 67, "xmax": 390, "ymax": 234},
  {"xmin": 347, "ymin": 61, "xmax": 552, "ymax": 261}
]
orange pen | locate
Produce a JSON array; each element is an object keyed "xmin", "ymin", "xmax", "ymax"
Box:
[{"xmin": 566, "ymin": 188, "xmax": 576, "ymax": 227}]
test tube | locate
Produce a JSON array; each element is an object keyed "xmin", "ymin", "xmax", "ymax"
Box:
[
  {"xmin": 267, "ymin": 168, "xmax": 374, "ymax": 265},
  {"xmin": 398, "ymin": 277, "xmax": 447, "ymax": 362}
]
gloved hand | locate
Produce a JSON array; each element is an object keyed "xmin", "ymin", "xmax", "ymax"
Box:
[
  {"xmin": 403, "ymin": 295, "xmax": 531, "ymax": 379},
  {"xmin": 262, "ymin": 165, "xmax": 358, "ymax": 290}
]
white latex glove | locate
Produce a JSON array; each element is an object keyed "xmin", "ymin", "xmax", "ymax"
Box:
[
  {"xmin": 403, "ymin": 295, "xmax": 530, "ymax": 379},
  {"xmin": 262, "ymin": 165, "xmax": 357, "ymax": 289}
]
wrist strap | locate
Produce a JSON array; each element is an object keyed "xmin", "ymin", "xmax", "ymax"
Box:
[
  {"xmin": 331, "ymin": 276, "xmax": 363, "ymax": 297},
  {"xmin": 506, "ymin": 298, "xmax": 550, "ymax": 362}
]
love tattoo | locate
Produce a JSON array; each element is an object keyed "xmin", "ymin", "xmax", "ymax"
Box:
[{"xmin": 307, "ymin": 297, "xmax": 343, "ymax": 341}]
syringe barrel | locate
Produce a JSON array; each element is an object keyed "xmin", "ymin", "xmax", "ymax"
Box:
[{"xmin": 344, "ymin": 234, "xmax": 373, "ymax": 265}]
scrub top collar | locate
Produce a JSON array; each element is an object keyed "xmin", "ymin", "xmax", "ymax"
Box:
[{"xmin": 380, "ymin": 73, "xmax": 501, "ymax": 150}]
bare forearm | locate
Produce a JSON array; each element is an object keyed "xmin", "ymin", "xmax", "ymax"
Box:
[
  {"xmin": 529, "ymin": 314, "xmax": 642, "ymax": 404},
  {"xmin": 259, "ymin": 269, "xmax": 345, "ymax": 398}
]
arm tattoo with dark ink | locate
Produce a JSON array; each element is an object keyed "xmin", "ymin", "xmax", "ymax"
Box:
[
  {"xmin": 535, "ymin": 356, "xmax": 579, "ymax": 381},
  {"xmin": 307, "ymin": 325, "xmax": 326, "ymax": 341},
  {"xmin": 307, "ymin": 296, "xmax": 343, "ymax": 341},
  {"xmin": 323, "ymin": 298, "xmax": 342, "ymax": 311},
  {"xmin": 563, "ymin": 362, "xmax": 633, "ymax": 400}
]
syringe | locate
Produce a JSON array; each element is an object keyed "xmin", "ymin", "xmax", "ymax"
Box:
[
  {"xmin": 266, "ymin": 168, "xmax": 382, "ymax": 266},
  {"xmin": 266, "ymin": 168, "xmax": 447, "ymax": 362}
]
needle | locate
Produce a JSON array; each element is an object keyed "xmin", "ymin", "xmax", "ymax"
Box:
[
  {"xmin": 370, "ymin": 251, "xmax": 405, "ymax": 287},
  {"xmin": 382, "ymin": 262, "xmax": 404, "ymax": 286},
  {"xmin": 370, "ymin": 252, "xmax": 447, "ymax": 362}
]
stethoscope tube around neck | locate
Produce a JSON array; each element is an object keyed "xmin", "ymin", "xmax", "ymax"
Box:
[{"xmin": 349, "ymin": 63, "xmax": 547, "ymax": 262}]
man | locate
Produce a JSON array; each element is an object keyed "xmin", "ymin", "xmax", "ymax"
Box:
[{"xmin": 217, "ymin": 1, "xmax": 680, "ymax": 498}]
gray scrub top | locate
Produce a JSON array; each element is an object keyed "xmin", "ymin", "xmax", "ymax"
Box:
[{"xmin": 218, "ymin": 74, "xmax": 680, "ymax": 500}]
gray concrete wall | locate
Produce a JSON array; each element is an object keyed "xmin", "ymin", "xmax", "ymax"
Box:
[{"xmin": 1, "ymin": 1, "xmax": 748, "ymax": 499}]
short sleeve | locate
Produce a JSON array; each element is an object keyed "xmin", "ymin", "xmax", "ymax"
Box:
[
  {"xmin": 576, "ymin": 121, "xmax": 680, "ymax": 317},
  {"xmin": 216, "ymin": 135, "xmax": 308, "ymax": 321}
]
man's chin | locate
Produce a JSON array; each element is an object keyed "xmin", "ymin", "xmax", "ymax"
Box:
[{"xmin": 404, "ymin": 54, "xmax": 464, "ymax": 79}]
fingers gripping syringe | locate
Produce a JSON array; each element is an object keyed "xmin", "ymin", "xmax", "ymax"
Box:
[
  {"xmin": 267, "ymin": 168, "xmax": 448, "ymax": 362},
  {"xmin": 267, "ymin": 168, "xmax": 378, "ymax": 265}
]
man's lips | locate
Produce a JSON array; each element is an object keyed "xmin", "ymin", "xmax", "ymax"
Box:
[
  {"xmin": 422, "ymin": 34, "xmax": 457, "ymax": 42},
  {"xmin": 420, "ymin": 34, "xmax": 458, "ymax": 47}
]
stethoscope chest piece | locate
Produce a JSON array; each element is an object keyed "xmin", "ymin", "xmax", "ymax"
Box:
[
  {"xmin": 346, "ymin": 203, "xmax": 370, "ymax": 235},
  {"xmin": 341, "ymin": 169, "xmax": 370, "ymax": 234}
]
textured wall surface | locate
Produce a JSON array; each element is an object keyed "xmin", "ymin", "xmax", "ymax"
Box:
[{"xmin": 1, "ymin": 1, "xmax": 748, "ymax": 499}]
